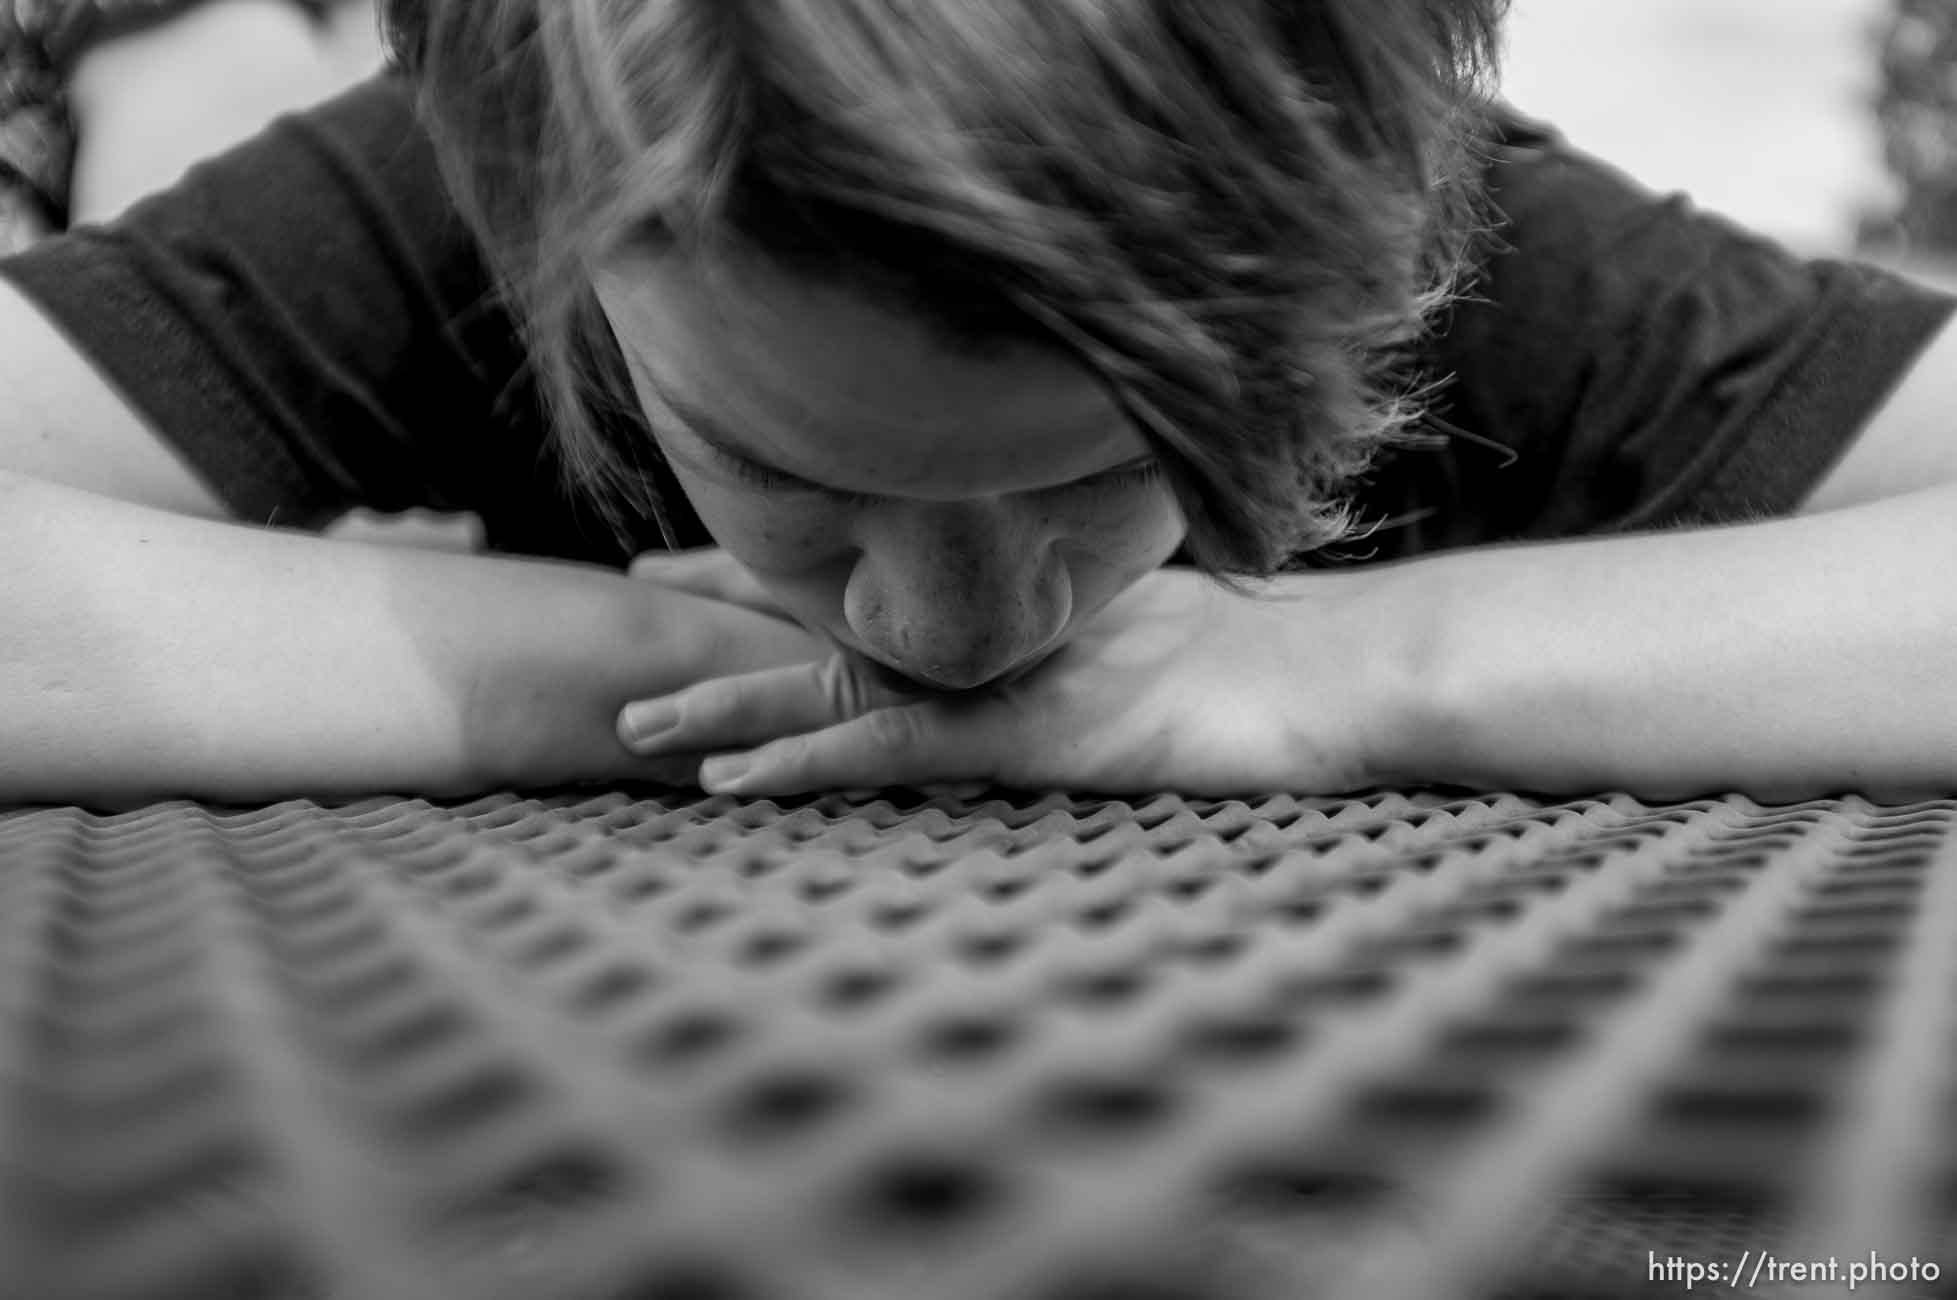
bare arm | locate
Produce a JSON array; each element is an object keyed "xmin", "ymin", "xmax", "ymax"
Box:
[
  {"xmin": 0, "ymin": 470, "xmax": 820, "ymax": 807},
  {"xmin": 1377, "ymin": 481, "xmax": 1957, "ymax": 800},
  {"xmin": 1377, "ymin": 314, "xmax": 1957, "ymax": 799},
  {"xmin": 0, "ymin": 284, "xmax": 819, "ymax": 807}
]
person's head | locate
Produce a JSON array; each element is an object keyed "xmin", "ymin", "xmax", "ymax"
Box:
[{"xmin": 384, "ymin": 0, "xmax": 1503, "ymax": 690}]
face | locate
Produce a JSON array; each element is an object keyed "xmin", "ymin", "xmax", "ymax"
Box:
[{"xmin": 593, "ymin": 246, "xmax": 1186, "ymax": 692}]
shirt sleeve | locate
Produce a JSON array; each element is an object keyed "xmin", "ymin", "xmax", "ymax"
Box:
[
  {"xmin": 0, "ymin": 73, "xmax": 580, "ymax": 545},
  {"xmin": 1356, "ymin": 107, "xmax": 1957, "ymax": 561},
  {"xmin": 0, "ymin": 72, "xmax": 704, "ymax": 564}
]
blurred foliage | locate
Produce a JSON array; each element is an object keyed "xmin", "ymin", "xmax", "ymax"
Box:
[{"xmin": 1863, "ymin": 0, "xmax": 1957, "ymax": 258}]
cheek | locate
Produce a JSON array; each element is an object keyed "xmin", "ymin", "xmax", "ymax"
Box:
[
  {"xmin": 1051, "ymin": 486, "xmax": 1186, "ymax": 577},
  {"xmin": 1039, "ymin": 486, "xmax": 1186, "ymax": 633},
  {"xmin": 660, "ymin": 464, "xmax": 863, "ymax": 638}
]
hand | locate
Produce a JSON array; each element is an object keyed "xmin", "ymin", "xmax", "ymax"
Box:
[
  {"xmin": 463, "ymin": 553, "xmax": 826, "ymax": 792},
  {"xmin": 616, "ymin": 560, "xmax": 1394, "ymax": 797},
  {"xmin": 624, "ymin": 546, "xmax": 797, "ymax": 622}
]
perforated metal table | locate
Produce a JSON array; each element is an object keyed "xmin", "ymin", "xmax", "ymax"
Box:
[{"xmin": 2, "ymin": 787, "xmax": 1954, "ymax": 1300}]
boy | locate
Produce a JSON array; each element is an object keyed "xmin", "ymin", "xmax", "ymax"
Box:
[{"xmin": 2, "ymin": 0, "xmax": 1956, "ymax": 806}]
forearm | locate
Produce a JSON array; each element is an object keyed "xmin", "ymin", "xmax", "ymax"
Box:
[
  {"xmin": 1366, "ymin": 485, "xmax": 1957, "ymax": 800},
  {"xmin": 0, "ymin": 475, "xmax": 788, "ymax": 806}
]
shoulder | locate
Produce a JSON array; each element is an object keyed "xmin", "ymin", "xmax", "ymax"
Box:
[{"xmin": 1370, "ymin": 102, "xmax": 1956, "ymax": 555}]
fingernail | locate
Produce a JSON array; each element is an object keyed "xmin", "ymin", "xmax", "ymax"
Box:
[
  {"xmin": 619, "ymin": 700, "xmax": 679, "ymax": 750},
  {"xmin": 700, "ymin": 754, "xmax": 752, "ymax": 791}
]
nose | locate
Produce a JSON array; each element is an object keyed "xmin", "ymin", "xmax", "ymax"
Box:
[{"xmin": 845, "ymin": 501, "xmax": 1071, "ymax": 691}]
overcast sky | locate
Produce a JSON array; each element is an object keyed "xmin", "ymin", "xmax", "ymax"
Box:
[{"xmin": 1501, "ymin": 0, "xmax": 1890, "ymax": 252}]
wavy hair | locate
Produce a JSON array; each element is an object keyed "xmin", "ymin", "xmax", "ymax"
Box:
[{"xmin": 382, "ymin": 0, "xmax": 1505, "ymax": 575}]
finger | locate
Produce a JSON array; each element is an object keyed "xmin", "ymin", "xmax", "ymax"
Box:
[
  {"xmin": 628, "ymin": 546, "xmax": 728, "ymax": 583},
  {"xmin": 697, "ymin": 701, "xmax": 1000, "ymax": 796},
  {"xmin": 618, "ymin": 655, "xmax": 906, "ymax": 756},
  {"xmin": 629, "ymin": 548, "xmax": 784, "ymax": 618}
]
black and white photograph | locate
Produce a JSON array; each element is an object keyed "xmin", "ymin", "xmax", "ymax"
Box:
[{"xmin": 3, "ymin": 1, "xmax": 1957, "ymax": 1296}]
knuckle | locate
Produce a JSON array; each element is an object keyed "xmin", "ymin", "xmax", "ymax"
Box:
[
  {"xmin": 693, "ymin": 674, "xmax": 760, "ymax": 730},
  {"xmin": 817, "ymin": 656, "xmax": 876, "ymax": 718},
  {"xmin": 724, "ymin": 674, "xmax": 772, "ymax": 727}
]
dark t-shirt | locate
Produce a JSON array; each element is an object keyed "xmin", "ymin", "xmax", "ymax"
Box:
[{"xmin": 3, "ymin": 73, "xmax": 1952, "ymax": 567}]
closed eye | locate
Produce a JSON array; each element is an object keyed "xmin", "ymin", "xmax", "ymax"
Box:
[
  {"xmin": 717, "ymin": 445, "xmax": 1164, "ymax": 502},
  {"xmin": 716, "ymin": 447, "xmax": 877, "ymax": 502},
  {"xmin": 1071, "ymin": 457, "xmax": 1166, "ymax": 493}
]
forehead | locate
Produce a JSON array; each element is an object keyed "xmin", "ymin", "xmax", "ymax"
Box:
[{"xmin": 592, "ymin": 246, "xmax": 1148, "ymax": 497}]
